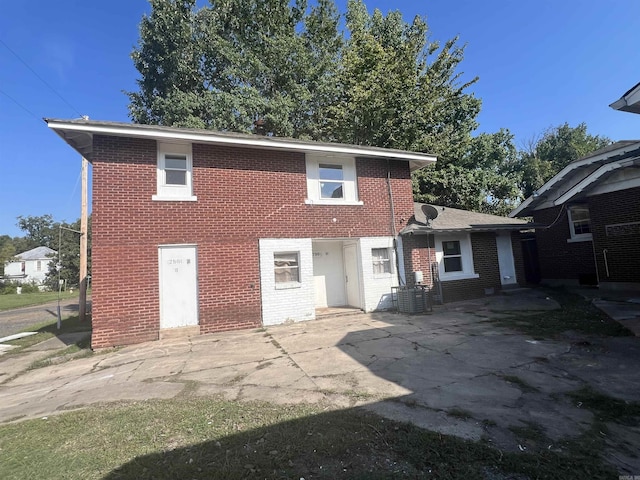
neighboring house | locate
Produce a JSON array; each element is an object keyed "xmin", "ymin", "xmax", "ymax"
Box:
[
  {"xmin": 401, "ymin": 203, "xmax": 530, "ymax": 302},
  {"xmin": 610, "ymin": 81, "xmax": 640, "ymax": 114},
  {"xmin": 3, "ymin": 246, "xmax": 56, "ymax": 285},
  {"xmin": 47, "ymin": 118, "xmax": 439, "ymax": 348},
  {"xmin": 509, "ymin": 141, "xmax": 640, "ymax": 291}
]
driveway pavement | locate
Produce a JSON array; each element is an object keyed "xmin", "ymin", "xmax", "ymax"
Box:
[{"xmin": 1, "ymin": 289, "xmax": 639, "ymax": 473}]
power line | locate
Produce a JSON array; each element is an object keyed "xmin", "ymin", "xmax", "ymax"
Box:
[
  {"xmin": 0, "ymin": 88, "xmax": 40, "ymax": 121},
  {"xmin": 0, "ymin": 37, "xmax": 83, "ymax": 118}
]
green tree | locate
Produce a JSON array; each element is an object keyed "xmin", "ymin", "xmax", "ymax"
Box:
[
  {"xmin": 128, "ymin": 0, "xmax": 344, "ymax": 138},
  {"xmin": 16, "ymin": 214, "xmax": 56, "ymax": 250},
  {"xmin": 128, "ymin": 0, "xmax": 207, "ymax": 128},
  {"xmin": 328, "ymin": 0, "xmax": 480, "ymax": 155},
  {"xmin": 44, "ymin": 217, "xmax": 92, "ymax": 291},
  {"xmin": 413, "ymin": 129, "xmax": 522, "ymax": 216},
  {"xmin": 0, "ymin": 236, "xmax": 16, "ymax": 276},
  {"xmin": 517, "ymin": 123, "xmax": 611, "ymax": 198}
]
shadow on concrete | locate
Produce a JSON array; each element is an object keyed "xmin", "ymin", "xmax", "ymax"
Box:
[{"xmin": 102, "ymin": 291, "xmax": 639, "ymax": 478}]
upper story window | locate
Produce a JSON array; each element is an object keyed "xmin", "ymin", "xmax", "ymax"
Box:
[
  {"xmin": 319, "ymin": 164, "xmax": 344, "ymax": 199},
  {"xmin": 152, "ymin": 142, "xmax": 197, "ymax": 201},
  {"xmin": 436, "ymin": 234, "xmax": 479, "ymax": 281},
  {"xmin": 305, "ymin": 155, "xmax": 362, "ymax": 205},
  {"xmin": 567, "ymin": 205, "xmax": 592, "ymax": 242}
]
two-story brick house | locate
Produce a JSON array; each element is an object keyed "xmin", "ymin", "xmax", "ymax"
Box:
[{"xmin": 47, "ymin": 119, "xmax": 438, "ymax": 348}]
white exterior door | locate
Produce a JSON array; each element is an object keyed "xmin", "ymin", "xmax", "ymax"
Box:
[
  {"xmin": 159, "ymin": 245, "xmax": 199, "ymax": 329},
  {"xmin": 343, "ymin": 243, "xmax": 361, "ymax": 307},
  {"xmin": 496, "ymin": 233, "xmax": 517, "ymax": 286},
  {"xmin": 312, "ymin": 241, "xmax": 346, "ymax": 307}
]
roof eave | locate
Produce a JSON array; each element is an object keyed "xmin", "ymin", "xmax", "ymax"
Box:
[
  {"xmin": 509, "ymin": 141, "xmax": 640, "ymax": 217},
  {"xmin": 45, "ymin": 119, "xmax": 437, "ymax": 169},
  {"xmin": 610, "ymin": 83, "xmax": 640, "ymax": 114}
]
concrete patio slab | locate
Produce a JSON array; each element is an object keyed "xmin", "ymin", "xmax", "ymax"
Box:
[{"xmin": 0, "ymin": 288, "xmax": 638, "ymax": 473}]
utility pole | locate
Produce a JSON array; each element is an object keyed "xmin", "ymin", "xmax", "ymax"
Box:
[{"xmin": 79, "ymin": 156, "xmax": 89, "ymax": 322}]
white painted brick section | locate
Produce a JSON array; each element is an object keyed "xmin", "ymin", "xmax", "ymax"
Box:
[
  {"xmin": 259, "ymin": 238, "xmax": 315, "ymax": 326},
  {"xmin": 359, "ymin": 236, "xmax": 399, "ymax": 312}
]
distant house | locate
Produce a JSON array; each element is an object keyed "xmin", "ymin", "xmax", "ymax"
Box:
[
  {"xmin": 401, "ymin": 204, "xmax": 531, "ymax": 302},
  {"xmin": 3, "ymin": 246, "xmax": 56, "ymax": 285},
  {"xmin": 510, "ymin": 141, "xmax": 640, "ymax": 291}
]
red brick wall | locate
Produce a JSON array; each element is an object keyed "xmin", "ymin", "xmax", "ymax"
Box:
[
  {"xmin": 441, "ymin": 233, "xmax": 502, "ymax": 302},
  {"xmin": 588, "ymin": 187, "xmax": 640, "ymax": 285},
  {"xmin": 90, "ymin": 136, "xmax": 415, "ymax": 348},
  {"xmin": 532, "ymin": 206, "xmax": 596, "ymax": 282},
  {"xmin": 402, "ymin": 232, "xmax": 503, "ymax": 303}
]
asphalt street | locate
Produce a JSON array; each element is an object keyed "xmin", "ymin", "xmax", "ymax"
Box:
[{"xmin": 0, "ymin": 298, "xmax": 89, "ymax": 337}]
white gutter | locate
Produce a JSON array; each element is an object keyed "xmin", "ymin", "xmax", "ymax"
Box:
[
  {"xmin": 46, "ymin": 120, "xmax": 437, "ymax": 168},
  {"xmin": 553, "ymin": 157, "xmax": 639, "ymax": 205},
  {"xmin": 509, "ymin": 141, "xmax": 640, "ymax": 217}
]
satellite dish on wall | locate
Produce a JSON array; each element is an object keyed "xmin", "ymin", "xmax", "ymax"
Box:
[{"xmin": 421, "ymin": 204, "xmax": 439, "ymax": 221}]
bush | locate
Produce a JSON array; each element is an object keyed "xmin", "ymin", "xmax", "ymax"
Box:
[
  {"xmin": 0, "ymin": 281, "xmax": 17, "ymax": 295},
  {"xmin": 20, "ymin": 282, "xmax": 41, "ymax": 294}
]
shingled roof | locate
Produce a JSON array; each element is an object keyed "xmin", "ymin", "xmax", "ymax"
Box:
[
  {"xmin": 401, "ymin": 203, "xmax": 531, "ymax": 235},
  {"xmin": 15, "ymin": 246, "xmax": 57, "ymax": 260}
]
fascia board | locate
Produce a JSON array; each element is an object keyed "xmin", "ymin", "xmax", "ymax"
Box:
[
  {"xmin": 554, "ymin": 157, "xmax": 640, "ymax": 205},
  {"xmin": 46, "ymin": 121, "xmax": 437, "ymax": 168},
  {"xmin": 509, "ymin": 141, "xmax": 640, "ymax": 217}
]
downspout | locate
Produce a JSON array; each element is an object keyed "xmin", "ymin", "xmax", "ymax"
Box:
[{"xmin": 386, "ymin": 160, "xmax": 405, "ymax": 286}]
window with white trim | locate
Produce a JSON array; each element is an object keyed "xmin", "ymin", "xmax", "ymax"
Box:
[
  {"xmin": 305, "ymin": 155, "xmax": 361, "ymax": 204},
  {"xmin": 153, "ymin": 142, "xmax": 196, "ymax": 201},
  {"xmin": 372, "ymin": 248, "xmax": 391, "ymax": 275},
  {"xmin": 319, "ymin": 164, "xmax": 344, "ymax": 199},
  {"xmin": 567, "ymin": 205, "xmax": 592, "ymax": 241},
  {"xmin": 442, "ymin": 241, "xmax": 463, "ymax": 273},
  {"xmin": 436, "ymin": 235, "xmax": 478, "ymax": 281},
  {"xmin": 274, "ymin": 252, "xmax": 300, "ymax": 284}
]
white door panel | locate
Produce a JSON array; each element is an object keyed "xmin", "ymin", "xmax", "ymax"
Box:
[
  {"xmin": 496, "ymin": 234, "xmax": 517, "ymax": 286},
  {"xmin": 159, "ymin": 245, "xmax": 198, "ymax": 329}
]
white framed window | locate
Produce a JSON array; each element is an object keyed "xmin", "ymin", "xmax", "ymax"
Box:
[
  {"xmin": 274, "ymin": 252, "xmax": 300, "ymax": 285},
  {"xmin": 436, "ymin": 234, "xmax": 479, "ymax": 281},
  {"xmin": 36, "ymin": 260, "xmax": 42, "ymax": 272},
  {"xmin": 442, "ymin": 241, "xmax": 463, "ymax": 273},
  {"xmin": 372, "ymin": 248, "xmax": 391, "ymax": 275},
  {"xmin": 567, "ymin": 205, "xmax": 592, "ymax": 242},
  {"xmin": 319, "ymin": 163, "xmax": 344, "ymax": 199},
  {"xmin": 305, "ymin": 155, "xmax": 362, "ymax": 205},
  {"xmin": 152, "ymin": 142, "xmax": 197, "ymax": 201}
]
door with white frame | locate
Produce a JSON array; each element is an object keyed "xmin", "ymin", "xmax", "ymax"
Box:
[
  {"xmin": 496, "ymin": 233, "xmax": 517, "ymax": 286},
  {"xmin": 343, "ymin": 242, "xmax": 361, "ymax": 307},
  {"xmin": 158, "ymin": 244, "xmax": 199, "ymax": 329}
]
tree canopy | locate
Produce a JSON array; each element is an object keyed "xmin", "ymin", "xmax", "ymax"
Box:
[
  {"xmin": 516, "ymin": 122, "xmax": 611, "ymax": 198},
  {"xmin": 128, "ymin": 0, "xmax": 479, "ymax": 148}
]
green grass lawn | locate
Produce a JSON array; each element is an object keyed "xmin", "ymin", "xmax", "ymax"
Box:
[
  {"xmin": 0, "ymin": 398, "xmax": 618, "ymax": 480},
  {"xmin": 3, "ymin": 315, "xmax": 91, "ymax": 353},
  {"xmin": 0, "ymin": 291, "xmax": 79, "ymax": 311},
  {"xmin": 490, "ymin": 287, "xmax": 633, "ymax": 339}
]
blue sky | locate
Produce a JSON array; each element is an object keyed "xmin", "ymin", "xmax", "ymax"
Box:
[{"xmin": 1, "ymin": 0, "xmax": 639, "ymax": 237}]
